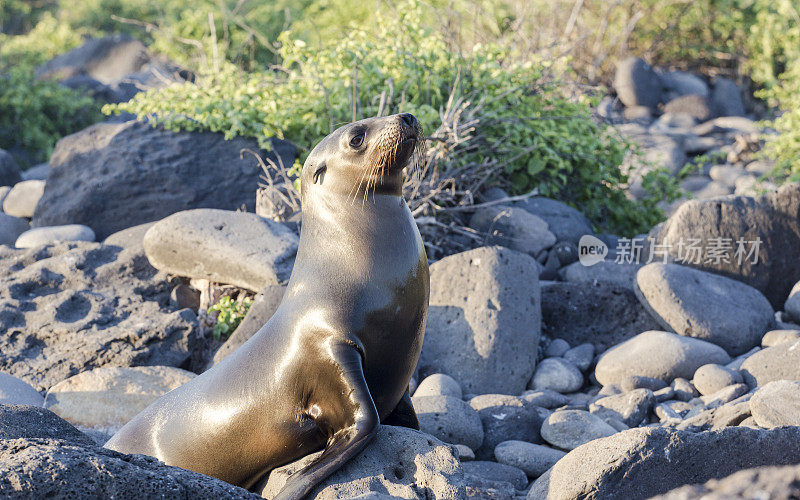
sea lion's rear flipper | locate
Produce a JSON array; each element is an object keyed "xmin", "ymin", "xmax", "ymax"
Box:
[
  {"xmin": 382, "ymin": 388, "xmax": 419, "ymax": 430},
  {"xmin": 272, "ymin": 343, "xmax": 379, "ymax": 500}
]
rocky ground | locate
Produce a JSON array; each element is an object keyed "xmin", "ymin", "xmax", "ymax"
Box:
[{"xmin": 1, "ymin": 36, "xmax": 800, "ymax": 500}]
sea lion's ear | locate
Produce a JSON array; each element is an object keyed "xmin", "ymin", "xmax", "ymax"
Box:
[{"xmin": 313, "ymin": 162, "xmax": 327, "ymax": 184}]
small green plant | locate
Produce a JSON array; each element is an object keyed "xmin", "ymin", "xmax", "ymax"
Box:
[{"xmin": 208, "ymin": 295, "xmax": 253, "ymax": 341}]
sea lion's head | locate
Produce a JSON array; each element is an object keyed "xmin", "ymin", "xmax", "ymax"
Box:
[{"xmin": 301, "ymin": 113, "xmax": 421, "ymax": 202}]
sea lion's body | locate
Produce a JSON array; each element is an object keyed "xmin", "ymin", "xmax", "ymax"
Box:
[{"xmin": 105, "ymin": 114, "xmax": 429, "ymax": 500}]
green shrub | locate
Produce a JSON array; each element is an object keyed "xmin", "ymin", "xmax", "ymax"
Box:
[
  {"xmin": 208, "ymin": 295, "xmax": 253, "ymax": 340},
  {"xmin": 107, "ymin": 1, "xmax": 678, "ymax": 235},
  {"xmin": 0, "ymin": 66, "xmax": 101, "ymax": 166},
  {"xmin": 746, "ymin": 0, "xmax": 800, "ymax": 181}
]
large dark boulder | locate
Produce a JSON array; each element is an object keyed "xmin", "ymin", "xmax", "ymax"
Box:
[
  {"xmin": 0, "ymin": 405, "xmax": 258, "ymax": 498},
  {"xmin": 541, "ymin": 281, "xmax": 661, "ymax": 354},
  {"xmin": 0, "ymin": 242, "xmax": 202, "ymax": 392},
  {"xmin": 528, "ymin": 426, "xmax": 800, "ymax": 500},
  {"xmin": 648, "ymin": 183, "xmax": 800, "ymax": 309},
  {"xmin": 32, "ymin": 120, "xmax": 296, "ymax": 239}
]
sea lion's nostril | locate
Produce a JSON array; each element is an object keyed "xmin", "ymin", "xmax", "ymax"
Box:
[{"xmin": 399, "ymin": 113, "xmax": 417, "ymax": 128}]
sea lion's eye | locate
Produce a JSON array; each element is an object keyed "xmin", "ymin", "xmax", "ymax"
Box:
[
  {"xmin": 349, "ymin": 133, "xmax": 364, "ymax": 149},
  {"xmin": 313, "ymin": 162, "xmax": 327, "ymax": 184}
]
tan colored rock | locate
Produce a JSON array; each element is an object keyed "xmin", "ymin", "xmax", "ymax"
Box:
[{"xmin": 44, "ymin": 366, "xmax": 194, "ymax": 433}]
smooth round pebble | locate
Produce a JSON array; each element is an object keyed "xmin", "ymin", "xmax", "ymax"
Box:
[
  {"xmin": 545, "ymin": 338, "xmax": 571, "ymax": 358},
  {"xmin": 454, "ymin": 444, "xmax": 475, "ymax": 461},
  {"xmin": 563, "ymin": 343, "xmax": 594, "ymax": 372},
  {"xmin": 16, "ymin": 224, "xmax": 95, "ymax": 248},
  {"xmin": 413, "ymin": 373, "xmax": 462, "ymax": 399},
  {"xmin": 540, "ymin": 410, "xmax": 617, "ymax": 450},
  {"xmin": 589, "ymin": 388, "xmax": 655, "ymax": 427},
  {"xmin": 529, "ymin": 358, "xmax": 583, "ymax": 393},
  {"xmin": 520, "ymin": 390, "xmax": 570, "ymax": 409},
  {"xmin": 671, "ymin": 378, "xmax": 699, "ymax": 402},
  {"xmin": 494, "ymin": 440, "xmax": 566, "ymax": 478},
  {"xmin": 412, "ymin": 395, "xmax": 484, "ymax": 451},
  {"xmin": 692, "ymin": 364, "xmax": 743, "ymax": 396}
]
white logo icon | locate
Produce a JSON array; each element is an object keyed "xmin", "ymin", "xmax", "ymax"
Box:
[{"xmin": 578, "ymin": 235, "xmax": 608, "ymax": 266}]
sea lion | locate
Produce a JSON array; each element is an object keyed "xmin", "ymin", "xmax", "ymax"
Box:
[{"xmin": 104, "ymin": 113, "xmax": 429, "ymax": 500}]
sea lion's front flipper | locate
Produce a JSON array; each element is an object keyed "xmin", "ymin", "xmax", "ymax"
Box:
[
  {"xmin": 382, "ymin": 388, "xmax": 419, "ymax": 430},
  {"xmin": 272, "ymin": 342, "xmax": 379, "ymax": 500}
]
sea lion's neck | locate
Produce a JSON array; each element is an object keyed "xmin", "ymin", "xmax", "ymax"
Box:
[{"xmin": 285, "ymin": 190, "xmax": 423, "ymax": 295}]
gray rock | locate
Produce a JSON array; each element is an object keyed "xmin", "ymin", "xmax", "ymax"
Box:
[
  {"xmin": 589, "ymin": 389, "xmax": 655, "ymax": 427},
  {"xmin": 671, "ymin": 378, "xmax": 699, "ymax": 402},
  {"xmin": 0, "ymin": 149, "xmax": 21, "ymax": 186},
  {"xmin": 2, "ymin": 180, "xmax": 45, "ymax": 218},
  {"xmin": 529, "ymin": 358, "xmax": 583, "ymax": 394},
  {"xmin": 740, "ymin": 339, "xmax": 800, "ymax": 387},
  {"xmin": 262, "ymin": 425, "xmax": 466, "ymax": 499},
  {"xmin": 676, "ymin": 393, "xmax": 753, "ymax": 432},
  {"xmin": 469, "ymin": 394, "xmax": 550, "ymax": 460},
  {"xmin": 709, "ymin": 165, "xmax": 747, "ymax": 188},
  {"xmin": 620, "ymin": 376, "xmax": 667, "ymax": 393},
  {"xmin": 635, "ymin": 263, "xmax": 774, "ymax": 355},
  {"xmin": 663, "ymin": 95, "xmax": 712, "ymax": 121},
  {"xmin": 563, "ymin": 343, "xmax": 594, "ymax": 372},
  {"xmin": 660, "ymin": 71, "xmax": 709, "ymax": 99},
  {"xmin": 647, "ymin": 183, "xmax": 800, "ymax": 309},
  {"xmin": 528, "ymin": 426, "xmax": 800, "ymax": 500},
  {"xmin": 692, "ymin": 364, "xmax": 743, "ymax": 396},
  {"xmin": 36, "ymin": 35, "xmax": 150, "ymax": 84},
  {"xmin": 558, "ymin": 260, "xmax": 641, "ymax": 291},
  {"xmin": 103, "ymin": 222, "xmax": 156, "ymax": 250},
  {"xmin": 0, "ymin": 373, "xmax": 44, "ymax": 406},
  {"xmin": 21, "ymin": 163, "xmax": 50, "ymax": 181},
  {"xmin": 513, "ymin": 197, "xmax": 594, "ymax": 245},
  {"xmin": 540, "ymin": 410, "xmax": 617, "ymax": 450},
  {"xmin": 700, "ymin": 383, "xmax": 749, "ymax": 409},
  {"xmin": 0, "ymin": 405, "xmax": 258, "ymax": 498},
  {"xmin": 0, "ymin": 186, "xmax": 9, "ymax": 207},
  {"xmin": 750, "ymin": 380, "xmax": 800, "ymax": 428},
  {"xmin": 0, "ymin": 213, "xmax": 29, "ymax": 246},
  {"xmin": 494, "ymin": 441, "xmax": 566, "ymax": 479},
  {"xmin": 520, "ymin": 390, "xmax": 570, "ymax": 409},
  {"xmin": 209, "ymin": 284, "xmax": 286, "ymax": 368},
  {"xmin": 419, "ymin": 246, "xmax": 541, "ymax": 395},
  {"xmin": 710, "ymin": 76, "xmax": 746, "ymax": 117},
  {"xmin": 623, "ymin": 106, "xmax": 653, "ymax": 123},
  {"xmin": 414, "ymin": 374, "xmax": 463, "ymax": 399},
  {"xmin": 469, "ymin": 205, "xmax": 556, "ymax": 256},
  {"xmin": 15, "ymin": 224, "xmax": 95, "ymax": 248},
  {"xmin": 653, "ymin": 387, "xmax": 676, "ymax": 403},
  {"xmin": 455, "ymin": 444, "xmax": 474, "ymax": 461},
  {"xmin": 683, "ymin": 136, "xmax": 721, "ymax": 155},
  {"xmin": 614, "ymin": 57, "xmax": 663, "ymax": 109},
  {"xmin": 693, "ymin": 181, "xmax": 733, "ymax": 200},
  {"xmin": 143, "ymin": 209, "xmax": 297, "ymax": 291},
  {"xmin": 541, "ymin": 281, "xmax": 661, "ymax": 354},
  {"xmin": 0, "ymin": 242, "xmax": 202, "ymax": 391},
  {"xmin": 462, "ymin": 461, "xmax": 528, "ymax": 490},
  {"xmin": 694, "ymin": 116, "xmax": 760, "ymax": 136},
  {"xmin": 32, "ymin": 120, "xmax": 295, "ymax": 240},
  {"xmin": 412, "ymin": 395, "xmax": 484, "ymax": 450},
  {"xmin": 725, "ymin": 346, "xmax": 760, "ymax": 371},
  {"xmin": 762, "ymin": 329, "xmax": 800, "ymax": 347},
  {"xmin": 544, "ymin": 339, "xmax": 570, "ymax": 358},
  {"xmin": 595, "ymin": 331, "xmax": 731, "ymax": 386},
  {"xmin": 655, "ymin": 463, "xmax": 800, "ymax": 500},
  {"xmin": 785, "ymin": 281, "xmax": 800, "ymax": 323}
]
